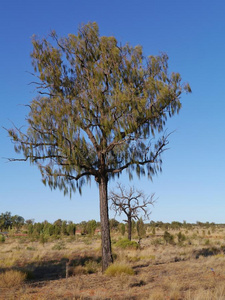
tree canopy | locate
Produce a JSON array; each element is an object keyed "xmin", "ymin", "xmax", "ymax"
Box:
[
  {"xmin": 0, "ymin": 212, "xmax": 24, "ymax": 231},
  {"xmin": 8, "ymin": 22, "xmax": 190, "ymax": 194}
]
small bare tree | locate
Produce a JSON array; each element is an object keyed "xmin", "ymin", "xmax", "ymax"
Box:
[{"xmin": 109, "ymin": 183, "xmax": 154, "ymax": 240}]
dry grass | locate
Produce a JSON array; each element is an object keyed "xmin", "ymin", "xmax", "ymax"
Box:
[
  {"xmin": 105, "ymin": 262, "xmax": 134, "ymax": 276},
  {"xmin": 1, "ymin": 227, "xmax": 225, "ymax": 299},
  {"xmin": 0, "ymin": 270, "xmax": 26, "ymax": 288}
]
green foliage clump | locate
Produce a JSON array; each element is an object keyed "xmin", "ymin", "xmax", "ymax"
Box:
[
  {"xmin": 136, "ymin": 218, "xmax": 146, "ymax": 239},
  {"xmin": 0, "ymin": 235, "xmax": 5, "ymax": 243},
  {"xmin": 177, "ymin": 232, "xmax": 186, "ymax": 244},
  {"xmin": 115, "ymin": 238, "xmax": 138, "ymax": 249},
  {"xmin": 26, "ymin": 219, "xmax": 77, "ymax": 240},
  {"xmin": 170, "ymin": 221, "xmax": 182, "ymax": 230},
  {"xmin": 152, "ymin": 227, "xmax": 156, "ymax": 235},
  {"xmin": 191, "ymin": 233, "xmax": 198, "ymax": 240},
  {"xmin": 84, "ymin": 260, "xmax": 100, "ymax": 274},
  {"xmin": 163, "ymin": 231, "xmax": 174, "ymax": 245},
  {"xmin": 39, "ymin": 233, "xmax": 49, "ymax": 245},
  {"xmin": 67, "ymin": 223, "xmax": 76, "ymax": 236},
  {"xmin": 0, "ymin": 212, "xmax": 24, "ymax": 231},
  {"xmin": 26, "ymin": 246, "xmax": 36, "ymax": 251},
  {"xmin": 205, "ymin": 239, "xmax": 210, "ymax": 245},
  {"xmin": 151, "ymin": 238, "xmax": 163, "ymax": 246},
  {"xmin": 86, "ymin": 220, "xmax": 97, "ymax": 236},
  {"xmin": 120, "ymin": 223, "xmax": 125, "ymax": 236},
  {"xmin": 105, "ymin": 263, "xmax": 134, "ymax": 276},
  {"xmin": 52, "ymin": 241, "xmax": 66, "ymax": 250},
  {"xmin": 109, "ymin": 219, "xmax": 120, "ymax": 231}
]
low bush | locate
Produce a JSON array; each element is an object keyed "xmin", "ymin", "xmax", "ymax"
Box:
[
  {"xmin": 177, "ymin": 232, "xmax": 186, "ymax": 244},
  {"xmin": 39, "ymin": 233, "xmax": 49, "ymax": 244},
  {"xmin": 204, "ymin": 239, "xmax": 210, "ymax": 245},
  {"xmin": 0, "ymin": 270, "xmax": 26, "ymax": 288},
  {"xmin": 105, "ymin": 263, "xmax": 134, "ymax": 276},
  {"xmin": 84, "ymin": 260, "xmax": 100, "ymax": 274},
  {"xmin": 163, "ymin": 231, "xmax": 175, "ymax": 245},
  {"xmin": 26, "ymin": 246, "xmax": 36, "ymax": 251},
  {"xmin": 0, "ymin": 235, "xmax": 5, "ymax": 243},
  {"xmin": 151, "ymin": 238, "xmax": 163, "ymax": 246},
  {"xmin": 52, "ymin": 242, "xmax": 66, "ymax": 250},
  {"xmin": 72, "ymin": 265, "xmax": 87, "ymax": 275},
  {"xmin": 115, "ymin": 238, "xmax": 138, "ymax": 249}
]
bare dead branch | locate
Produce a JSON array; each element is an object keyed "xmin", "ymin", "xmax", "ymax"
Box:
[{"xmin": 109, "ymin": 183, "xmax": 155, "ymax": 240}]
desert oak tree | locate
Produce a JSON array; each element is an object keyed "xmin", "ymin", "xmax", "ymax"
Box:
[{"xmin": 6, "ymin": 22, "xmax": 191, "ymax": 271}]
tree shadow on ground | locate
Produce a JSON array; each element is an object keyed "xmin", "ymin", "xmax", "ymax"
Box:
[
  {"xmin": 193, "ymin": 247, "xmax": 221, "ymax": 259},
  {"xmin": 0, "ymin": 254, "xmax": 102, "ymax": 282}
]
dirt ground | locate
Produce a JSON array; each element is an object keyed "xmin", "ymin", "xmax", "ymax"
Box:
[
  {"xmin": 1, "ymin": 232, "xmax": 225, "ymax": 299},
  {"xmin": 15, "ymin": 259, "xmax": 224, "ymax": 299}
]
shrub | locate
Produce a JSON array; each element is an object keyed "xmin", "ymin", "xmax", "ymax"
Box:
[
  {"xmin": 83, "ymin": 238, "xmax": 92, "ymax": 245},
  {"xmin": 136, "ymin": 218, "xmax": 146, "ymax": 238},
  {"xmin": 120, "ymin": 223, "xmax": 126, "ymax": 236},
  {"xmin": 0, "ymin": 270, "xmax": 26, "ymax": 288},
  {"xmin": 177, "ymin": 232, "xmax": 186, "ymax": 244},
  {"xmin": 22, "ymin": 269, "xmax": 34, "ymax": 280},
  {"xmin": 0, "ymin": 235, "xmax": 5, "ymax": 243},
  {"xmin": 105, "ymin": 263, "xmax": 134, "ymax": 276},
  {"xmin": 85, "ymin": 260, "xmax": 100, "ymax": 274},
  {"xmin": 115, "ymin": 238, "xmax": 138, "ymax": 249},
  {"xmin": 52, "ymin": 241, "xmax": 66, "ymax": 250},
  {"xmin": 205, "ymin": 239, "xmax": 210, "ymax": 245},
  {"xmin": 152, "ymin": 227, "xmax": 156, "ymax": 235},
  {"xmin": 163, "ymin": 231, "xmax": 174, "ymax": 245},
  {"xmin": 152, "ymin": 238, "xmax": 163, "ymax": 246},
  {"xmin": 72, "ymin": 265, "xmax": 87, "ymax": 275},
  {"xmin": 39, "ymin": 233, "xmax": 49, "ymax": 245},
  {"xmin": 27, "ymin": 246, "xmax": 36, "ymax": 251},
  {"xmin": 191, "ymin": 233, "xmax": 198, "ymax": 239}
]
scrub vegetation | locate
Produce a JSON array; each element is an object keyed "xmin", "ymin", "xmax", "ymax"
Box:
[{"xmin": 1, "ymin": 216, "xmax": 225, "ymax": 299}]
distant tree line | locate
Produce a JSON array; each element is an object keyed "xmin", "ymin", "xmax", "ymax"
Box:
[
  {"xmin": 0, "ymin": 211, "xmax": 219, "ymax": 240},
  {"xmin": 0, "ymin": 212, "xmax": 25, "ymax": 231},
  {"xmin": 27, "ymin": 219, "xmax": 77, "ymax": 238},
  {"xmin": 149, "ymin": 220, "xmax": 217, "ymax": 231}
]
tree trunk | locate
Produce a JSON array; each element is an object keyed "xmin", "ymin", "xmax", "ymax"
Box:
[
  {"xmin": 128, "ymin": 215, "xmax": 132, "ymax": 241},
  {"xmin": 99, "ymin": 175, "xmax": 113, "ymax": 272}
]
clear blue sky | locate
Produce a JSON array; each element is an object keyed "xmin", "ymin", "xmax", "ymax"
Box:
[{"xmin": 1, "ymin": 0, "xmax": 225, "ymax": 224}]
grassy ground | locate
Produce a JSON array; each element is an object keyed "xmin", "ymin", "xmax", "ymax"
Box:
[{"xmin": 1, "ymin": 227, "xmax": 225, "ymax": 299}]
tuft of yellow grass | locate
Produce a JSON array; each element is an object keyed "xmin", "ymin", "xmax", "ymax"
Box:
[
  {"xmin": 105, "ymin": 263, "xmax": 134, "ymax": 276},
  {"xmin": 184, "ymin": 284, "xmax": 225, "ymax": 300},
  {"xmin": 0, "ymin": 270, "xmax": 26, "ymax": 288},
  {"xmin": 72, "ymin": 265, "xmax": 87, "ymax": 275},
  {"xmin": 148, "ymin": 289, "xmax": 164, "ymax": 300}
]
